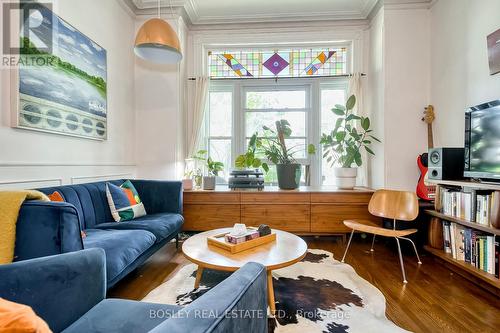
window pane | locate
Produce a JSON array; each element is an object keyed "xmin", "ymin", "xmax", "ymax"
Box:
[
  {"xmin": 209, "ymin": 91, "xmax": 232, "ymax": 136},
  {"xmin": 246, "ymin": 111, "xmax": 306, "ymax": 137},
  {"xmin": 245, "ymin": 90, "xmax": 306, "ymax": 109},
  {"xmin": 321, "ymin": 88, "xmax": 346, "ymax": 185},
  {"xmin": 245, "ymin": 138, "xmax": 307, "ymax": 159},
  {"xmin": 209, "ymin": 139, "xmax": 231, "ymax": 182}
]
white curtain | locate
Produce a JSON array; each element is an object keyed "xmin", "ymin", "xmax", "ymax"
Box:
[
  {"xmin": 347, "ymin": 73, "xmax": 368, "ymax": 187},
  {"xmin": 187, "ymin": 76, "xmax": 209, "ymax": 158}
]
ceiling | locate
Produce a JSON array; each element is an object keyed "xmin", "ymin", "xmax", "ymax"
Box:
[{"xmin": 126, "ymin": 0, "xmax": 432, "ymax": 25}]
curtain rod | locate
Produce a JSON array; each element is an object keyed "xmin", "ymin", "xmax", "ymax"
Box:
[{"xmin": 187, "ymin": 73, "xmax": 366, "ymax": 81}]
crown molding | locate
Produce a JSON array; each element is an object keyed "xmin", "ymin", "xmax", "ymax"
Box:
[
  {"xmin": 383, "ymin": 0, "xmax": 433, "ymax": 10},
  {"xmin": 124, "ymin": 0, "xmax": 428, "ymax": 26}
]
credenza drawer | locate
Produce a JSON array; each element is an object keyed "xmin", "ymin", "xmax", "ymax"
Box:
[
  {"xmin": 183, "ymin": 192, "xmax": 240, "ymax": 204},
  {"xmin": 241, "ymin": 204, "xmax": 310, "ymax": 232},
  {"xmin": 311, "ymin": 204, "xmax": 378, "ymax": 233},
  {"xmin": 241, "ymin": 192, "xmax": 310, "ymax": 204},
  {"xmin": 183, "ymin": 204, "xmax": 240, "ymax": 231},
  {"xmin": 310, "ymin": 192, "xmax": 373, "ymax": 204}
]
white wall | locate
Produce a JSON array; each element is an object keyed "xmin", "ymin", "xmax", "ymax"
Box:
[
  {"xmin": 134, "ymin": 15, "xmax": 187, "ymax": 180},
  {"xmin": 0, "ymin": 0, "xmax": 136, "ymax": 189},
  {"xmin": 383, "ymin": 6, "xmax": 430, "ymax": 191},
  {"xmin": 366, "ymin": 8, "xmax": 385, "ymax": 189},
  {"xmin": 430, "ymin": 0, "xmax": 500, "ymax": 148},
  {"xmin": 366, "ymin": 4, "xmax": 430, "ymax": 191}
]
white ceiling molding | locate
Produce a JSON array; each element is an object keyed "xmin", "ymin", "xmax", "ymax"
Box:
[
  {"xmin": 123, "ymin": 0, "xmax": 433, "ymax": 26},
  {"xmin": 383, "ymin": 0, "xmax": 433, "ymax": 10}
]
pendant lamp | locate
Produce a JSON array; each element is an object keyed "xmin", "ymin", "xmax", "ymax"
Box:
[{"xmin": 134, "ymin": 0, "xmax": 182, "ymax": 64}]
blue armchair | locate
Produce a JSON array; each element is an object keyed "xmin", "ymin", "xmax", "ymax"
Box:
[
  {"xmin": 14, "ymin": 180, "xmax": 184, "ymax": 288},
  {"xmin": 0, "ymin": 249, "xmax": 268, "ymax": 333}
]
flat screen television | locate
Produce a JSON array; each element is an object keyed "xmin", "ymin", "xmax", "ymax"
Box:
[{"xmin": 464, "ymin": 99, "xmax": 500, "ymax": 181}]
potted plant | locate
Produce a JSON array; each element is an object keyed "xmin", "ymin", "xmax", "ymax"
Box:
[
  {"xmin": 235, "ymin": 133, "xmax": 269, "ymax": 172},
  {"xmin": 320, "ymin": 95, "xmax": 380, "ymax": 189},
  {"xmin": 194, "ymin": 168, "xmax": 203, "ymax": 189},
  {"xmin": 182, "ymin": 170, "xmax": 193, "ymax": 190},
  {"xmin": 193, "ymin": 150, "xmax": 224, "ymax": 190},
  {"xmin": 259, "ymin": 120, "xmax": 315, "ymax": 190}
]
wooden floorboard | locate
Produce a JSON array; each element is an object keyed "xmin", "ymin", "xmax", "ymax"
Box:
[{"xmin": 109, "ymin": 236, "xmax": 500, "ymax": 333}]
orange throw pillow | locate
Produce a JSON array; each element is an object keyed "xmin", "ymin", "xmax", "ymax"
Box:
[
  {"xmin": 47, "ymin": 192, "xmax": 64, "ymax": 202},
  {"xmin": 0, "ymin": 298, "xmax": 52, "ymax": 332}
]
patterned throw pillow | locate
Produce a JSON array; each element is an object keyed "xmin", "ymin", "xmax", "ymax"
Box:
[
  {"xmin": 48, "ymin": 191, "xmax": 64, "ymax": 202},
  {"xmin": 106, "ymin": 180, "xmax": 147, "ymax": 222}
]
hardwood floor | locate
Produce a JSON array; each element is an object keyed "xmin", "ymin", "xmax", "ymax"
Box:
[{"xmin": 109, "ymin": 235, "xmax": 500, "ymax": 333}]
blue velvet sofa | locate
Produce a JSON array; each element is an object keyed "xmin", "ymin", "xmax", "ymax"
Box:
[
  {"xmin": 14, "ymin": 179, "xmax": 184, "ymax": 288},
  {"xmin": 0, "ymin": 249, "xmax": 268, "ymax": 333}
]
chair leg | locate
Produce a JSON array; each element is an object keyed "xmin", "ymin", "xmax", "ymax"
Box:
[
  {"xmin": 341, "ymin": 230, "xmax": 354, "ymax": 263},
  {"xmin": 399, "ymin": 236, "xmax": 422, "ymax": 264},
  {"xmin": 395, "ymin": 237, "xmax": 408, "ymax": 284},
  {"xmin": 175, "ymin": 234, "xmax": 179, "ymax": 249},
  {"xmin": 370, "ymin": 234, "xmax": 376, "ymax": 252}
]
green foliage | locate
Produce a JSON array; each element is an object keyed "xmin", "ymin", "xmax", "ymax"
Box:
[
  {"xmin": 19, "ymin": 37, "xmax": 107, "ymax": 94},
  {"xmin": 193, "ymin": 150, "xmax": 224, "ymax": 176},
  {"xmin": 259, "ymin": 120, "xmax": 315, "ymax": 167},
  {"xmin": 320, "ymin": 95, "xmax": 380, "ymax": 168},
  {"xmin": 235, "ymin": 133, "xmax": 269, "ymax": 172}
]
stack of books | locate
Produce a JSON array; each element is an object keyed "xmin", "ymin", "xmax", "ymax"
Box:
[
  {"xmin": 442, "ymin": 221, "xmax": 499, "ymax": 277},
  {"xmin": 439, "ymin": 188, "xmax": 500, "ymax": 226}
]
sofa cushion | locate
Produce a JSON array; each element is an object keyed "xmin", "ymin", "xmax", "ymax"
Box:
[
  {"xmin": 63, "ymin": 299, "xmax": 181, "ymax": 333},
  {"xmin": 94, "ymin": 213, "xmax": 183, "ymax": 243},
  {"xmin": 106, "ymin": 181, "xmax": 147, "ymax": 222},
  {"xmin": 83, "ymin": 229, "xmax": 156, "ymax": 282},
  {"xmin": 37, "ymin": 180, "xmax": 124, "ymax": 229}
]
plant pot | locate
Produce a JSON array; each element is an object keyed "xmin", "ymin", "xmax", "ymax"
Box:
[
  {"xmin": 182, "ymin": 179, "xmax": 193, "ymax": 190},
  {"xmin": 202, "ymin": 176, "xmax": 216, "ymax": 190},
  {"xmin": 334, "ymin": 167, "xmax": 357, "ymax": 189},
  {"xmin": 276, "ymin": 164, "xmax": 301, "ymax": 190},
  {"xmin": 194, "ymin": 175, "xmax": 202, "ymax": 188}
]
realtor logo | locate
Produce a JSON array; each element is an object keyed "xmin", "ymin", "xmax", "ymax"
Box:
[{"xmin": 1, "ymin": 0, "xmax": 53, "ymax": 58}]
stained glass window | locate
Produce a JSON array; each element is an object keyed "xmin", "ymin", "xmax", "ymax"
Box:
[{"xmin": 208, "ymin": 47, "xmax": 348, "ymax": 79}]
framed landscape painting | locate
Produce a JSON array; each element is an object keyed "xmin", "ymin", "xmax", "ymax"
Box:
[{"xmin": 12, "ymin": 4, "xmax": 107, "ymax": 140}]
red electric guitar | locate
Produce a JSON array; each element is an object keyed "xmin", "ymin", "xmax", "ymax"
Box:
[{"xmin": 416, "ymin": 105, "xmax": 436, "ymax": 201}]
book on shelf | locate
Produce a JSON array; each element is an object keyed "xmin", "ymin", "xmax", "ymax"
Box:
[
  {"xmin": 442, "ymin": 220, "xmax": 498, "ymax": 277},
  {"xmin": 438, "ymin": 187, "xmax": 500, "ymax": 226}
]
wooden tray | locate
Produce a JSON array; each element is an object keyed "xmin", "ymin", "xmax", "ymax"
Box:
[{"xmin": 207, "ymin": 228, "xmax": 276, "ymax": 254}]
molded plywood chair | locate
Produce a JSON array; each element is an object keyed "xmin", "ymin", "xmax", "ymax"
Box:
[{"xmin": 341, "ymin": 189, "xmax": 421, "ymax": 283}]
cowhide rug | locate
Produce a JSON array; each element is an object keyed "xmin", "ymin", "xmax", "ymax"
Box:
[{"xmin": 142, "ymin": 249, "xmax": 408, "ymax": 333}]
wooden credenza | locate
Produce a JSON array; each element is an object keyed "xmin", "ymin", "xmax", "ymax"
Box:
[{"xmin": 183, "ymin": 187, "xmax": 380, "ymax": 235}]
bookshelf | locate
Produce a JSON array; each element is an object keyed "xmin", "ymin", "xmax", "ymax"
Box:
[
  {"xmin": 424, "ymin": 180, "xmax": 500, "ymax": 294},
  {"xmin": 425, "ymin": 210, "xmax": 500, "ymax": 236},
  {"xmin": 424, "ymin": 246, "xmax": 500, "ymax": 290},
  {"xmin": 427, "ymin": 178, "xmax": 500, "ymax": 191}
]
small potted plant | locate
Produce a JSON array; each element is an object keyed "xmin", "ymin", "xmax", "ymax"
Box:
[
  {"xmin": 194, "ymin": 168, "xmax": 203, "ymax": 189},
  {"xmin": 320, "ymin": 95, "xmax": 380, "ymax": 189},
  {"xmin": 260, "ymin": 120, "xmax": 315, "ymax": 190},
  {"xmin": 182, "ymin": 170, "xmax": 193, "ymax": 190},
  {"xmin": 194, "ymin": 150, "xmax": 224, "ymax": 190},
  {"xmin": 182, "ymin": 158, "xmax": 195, "ymax": 190}
]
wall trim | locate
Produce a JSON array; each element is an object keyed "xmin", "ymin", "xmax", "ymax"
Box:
[
  {"xmin": 0, "ymin": 178, "xmax": 63, "ymax": 186},
  {"xmin": 70, "ymin": 173, "xmax": 134, "ymax": 184},
  {"xmin": 0, "ymin": 163, "xmax": 136, "ymax": 167}
]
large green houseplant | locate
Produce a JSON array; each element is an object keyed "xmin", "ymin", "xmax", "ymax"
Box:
[
  {"xmin": 259, "ymin": 120, "xmax": 315, "ymax": 189},
  {"xmin": 320, "ymin": 95, "xmax": 380, "ymax": 189}
]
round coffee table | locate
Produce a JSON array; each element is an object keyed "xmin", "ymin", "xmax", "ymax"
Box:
[{"xmin": 182, "ymin": 228, "xmax": 307, "ymax": 313}]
